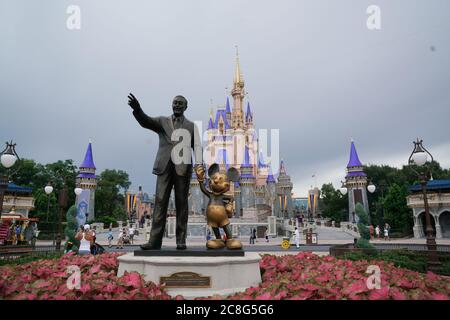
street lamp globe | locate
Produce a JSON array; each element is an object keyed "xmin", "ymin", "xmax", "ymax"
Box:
[
  {"xmin": 411, "ymin": 151, "xmax": 428, "ymax": 166},
  {"xmin": 44, "ymin": 185, "xmax": 53, "ymax": 195},
  {"xmin": 74, "ymin": 187, "xmax": 83, "ymax": 196},
  {"xmin": 339, "ymin": 186, "xmax": 348, "ymax": 195},
  {"xmin": 367, "ymin": 184, "xmax": 376, "ymax": 193},
  {"xmin": 0, "ymin": 153, "xmax": 17, "ymax": 168}
]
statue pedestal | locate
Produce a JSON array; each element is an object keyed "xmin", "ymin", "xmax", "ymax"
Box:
[{"xmin": 117, "ymin": 250, "xmax": 261, "ymax": 299}]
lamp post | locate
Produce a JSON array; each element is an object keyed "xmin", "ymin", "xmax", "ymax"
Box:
[
  {"xmin": 0, "ymin": 141, "xmax": 20, "ymax": 216},
  {"xmin": 44, "ymin": 183, "xmax": 53, "ymax": 222},
  {"xmin": 408, "ymin": 138, "xmax": 441, "ymax": 272}
]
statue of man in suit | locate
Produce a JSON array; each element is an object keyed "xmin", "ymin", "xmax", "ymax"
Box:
[{"xmin": 127, "ymin": 93, "xmax": 202, "ymax": 250}]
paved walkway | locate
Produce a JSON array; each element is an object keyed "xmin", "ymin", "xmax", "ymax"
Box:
[{"xmin": 35, "ymin": 226, "xmax": 450, "ymax": 247}]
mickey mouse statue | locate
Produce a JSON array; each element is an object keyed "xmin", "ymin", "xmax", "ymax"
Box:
[{"xmin": 195, "ymin": 163, "xmax": 243, "ymax": 250}]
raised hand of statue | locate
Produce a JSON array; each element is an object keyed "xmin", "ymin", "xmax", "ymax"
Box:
[
  {"xmin": 194, "ymin": 164, "xmax": 206, "ymax": 181},
  {"xmin": 127, "ymin": 93, "xmax": 141, "ymax": 111}
]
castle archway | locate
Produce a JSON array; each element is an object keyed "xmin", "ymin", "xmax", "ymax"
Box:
[{"xmin": 439, "ymin": 211, "xmax": 450, "ymax": 238}]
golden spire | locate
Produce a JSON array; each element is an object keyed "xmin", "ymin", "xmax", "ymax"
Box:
[{"xmin": 234, "ymin": 45, "xmax": 243, "ymax": 84}]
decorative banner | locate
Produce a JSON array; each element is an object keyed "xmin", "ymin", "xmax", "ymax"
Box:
[{"xmin": 76, "ymin": 189, "xmax": 90, "ymax": 226}]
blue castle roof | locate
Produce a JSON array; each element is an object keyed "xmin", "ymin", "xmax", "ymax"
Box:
[
  {"xmin": 6, "ymin": 183, "xmax": 33, "ymax": 193},
  {"xmin": 409, "ymin": 179, "xmax": 450, "ymax": 191},
  {"xmin": 80, "ymin": 142, "xmax": 96, "ymax": 169},
  {"xmin": 266, "ymin": 171, "xmax": 276, "ymax": 183},
  {"xmin": 207, "ymin": 117, "xmax": 214, "ymax": 130},
  {"xmin": 225, "ymin": 97, "xmax": 231, "ymax": 113},
  {"xmin": 214, "ymin": 109, "xmax": 230, "ymax": 130},
  {"xmin": 245, "ymin": 102, "xmax": 253, "ymax": 121},
  {"xmin": 347, "ymin": 140, "xmax": 363, "ymax": 168}
]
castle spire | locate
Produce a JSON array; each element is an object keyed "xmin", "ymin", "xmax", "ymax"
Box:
[
  {"xmin": 225, "ymin": 96, "xmax": 231, "ymax": 113},
  {"xmin": 234, "ymin": 46, "xmax": 243, "ymax": 85},
  {"xmin": 80, "ymin": 141, "xmax": 96, "ymax": 169},
  {"xmin": 245, "ymin": 102, "xmax": 253, "ymax": 123},
  {"xmin": 279, "ymin": 159, "xmax": 286, "ymax": 175},
  {"xmin": 207, "ymin": 117, "xmax": 214, "ymax": 130},
  {"xmin": 231, "ymin": 47, "xmax": 245, "ymax": 129},
  {"xmin": 347, "ymin": 140, "xmax": 363, "ymax": 168}
]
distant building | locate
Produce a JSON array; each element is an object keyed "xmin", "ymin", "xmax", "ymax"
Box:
[
  {"xmin": 307, "ymin": 187, "xmax": 321, "ymax": 218},
  {"xmin": 1, "ymin": 183, "xmax": 35, "ymax": 219},
  {"xmin": 407, "ymin": 179, "xmax": 450, "ymax": 238},
  {"xmin": 75, "ymin": 140, "xmax": 97, "ymax": 225},
  {"xmin": 126, "ymin": 186, "xmax": 156, "ymax": 223}
]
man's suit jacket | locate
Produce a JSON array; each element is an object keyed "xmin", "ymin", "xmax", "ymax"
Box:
[{"xmin": 133, "ymin": 108, "xmax": 202, "ymax": 177}]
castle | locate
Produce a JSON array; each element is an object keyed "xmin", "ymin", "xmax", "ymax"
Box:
[{"xmin": 188, "ymin": 54, "xmax": 295, "ymax": 221}]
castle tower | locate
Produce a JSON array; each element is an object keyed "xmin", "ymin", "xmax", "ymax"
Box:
[
  {"xmin": 75, "ymin": 140, "xmax": 97, "ymax": 225},
  {"xmin": 231, "ymin": 50, "xmax": 245, "ymax": 130},
  {"xmin": 189, "ymin": 170, "xmax": 203, "ymax": 215},
  {"xmin": 239, "ymin": 146, "xmax": 256, "ymax": 209},
  {"xmin": 345, "ymin": 139, "xmax": 369, "ymax": 222},
  {"xmin": 275, "ymin": 160, "xmax": 294, "ymax": 219},
  {"xmin": 266, "ymin": 170, "xmax": 277, "ymax": 215}
]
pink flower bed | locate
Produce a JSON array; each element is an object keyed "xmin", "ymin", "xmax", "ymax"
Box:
[
  {"xmin": 212, "ymin": 252, "xmax": 449, "ymax": 300},
  {"xmin": 0, "ymin": 252, "xmax": 448, "ymax": 300},
  {"xmin": 0, "ymin": 253, "xmax": 171, "ymax": 300}
]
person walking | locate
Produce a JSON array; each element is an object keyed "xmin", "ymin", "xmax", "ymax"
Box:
[
  {"xmin": 369, "ymin": 225, "xmax": 374, "ymax": 240},
  {"xmin": 294, "ymin": 227, "xmax": 300, "ymax": 249},
  {"xmin": 384, "ymin": 223, "xmax": 390, "ymax": 241},
  {"xmin": 116, "ymin": 228, "xmax": 124, "ymax": 249},
  {"xmin": 107, "ymin": 228, "xmax": 114, "ymax": 248},
  {"xmin": 265, "ymin": 229, "xmax": 269, "ymax": 242},
  {"xmin": 249, "ymin": 228, "xmax": 255, "ymax": 244},
  {"xmin": 129, "ymin": 225, "xmax": 135, "ymax": 244},
  {"xmin": 375, "ymin": 225, "xmax": 380, "ymax": 239}
]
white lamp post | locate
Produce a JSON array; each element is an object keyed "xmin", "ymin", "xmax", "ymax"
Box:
[
  {"xmin": 44, "ymin": 183, "xmax": 53, "ymax": 222},
  {"xmin": 0, "ymin": 141, "xmax": 20, "ymax": 216}
]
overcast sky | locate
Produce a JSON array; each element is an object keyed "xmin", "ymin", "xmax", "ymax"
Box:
[{"xmin": 1, "ymin": 0, "xmax": 449, "ymax": 197}]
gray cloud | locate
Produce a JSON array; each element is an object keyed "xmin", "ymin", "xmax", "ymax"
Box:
[{"xmin": 1, "ymin": 0, "xmax": 449, "ymax": 196}]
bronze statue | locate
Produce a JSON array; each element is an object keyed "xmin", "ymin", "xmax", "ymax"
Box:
[
  {"xmin": 127, "ymin": 93, "xmax": 202, "ymax": 250},
  {"xmin": 195, "ymin": 163, "xmax": 242, "ymax": 249}
]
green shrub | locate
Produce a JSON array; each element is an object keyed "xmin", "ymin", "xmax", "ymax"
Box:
[
  {"xmin": 0, "ymin": 251, "xmax": 63, "ymax": 267},
  {"xmin": 440, "ymin": 260, "xmax": 450, "ymax": 276},
  {"xmin": 355, "ymin": 203, "xmax": 371, "ymax": 241},
  {"xmin": 356, "ymin": 238, "xmax": 375, "ymax": 250},
  {"xmin": 339, "ymin": 249, "xmax": 428, "ymax": 273}
]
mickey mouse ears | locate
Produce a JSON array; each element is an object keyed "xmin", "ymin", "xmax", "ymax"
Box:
[{"xmin": 208, "ymin": 163, "xmax": 239, "ymax": 182}]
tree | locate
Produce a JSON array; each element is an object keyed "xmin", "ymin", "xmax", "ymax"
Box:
[
  {"xmin": 95, "ymin": 169, "xmax": 131, "ymax": 219},
  {"xmin": 320, "ymin": 183, "xmax": 347, "ymax": 223},
  {"xmin": 382, "ymin": 183, "xmax": 413, "ymax": 235}
]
